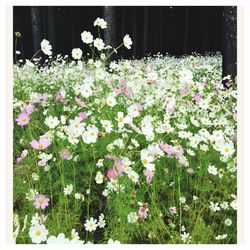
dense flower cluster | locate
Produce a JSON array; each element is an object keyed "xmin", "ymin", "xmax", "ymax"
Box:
[{"xmin": 13, "ymin": 17, "xmax": 237, "ymax": 244}]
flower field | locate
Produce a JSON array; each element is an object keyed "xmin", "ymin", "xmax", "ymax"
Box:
[{"xmin": 13, "ymin": 19, "xmax": 237, "ymax": 244}]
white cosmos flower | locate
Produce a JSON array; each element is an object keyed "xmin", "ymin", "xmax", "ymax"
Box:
[
  {"xmin": 208, "ymin": 165, "xmax": 218, "ymax": 175},
  {"xmin": 179, "ymin": 68, "xmax": 193, "ymax": 83},
  {"xmin": 81, "ymin": 84, "xmax": 93, "ymax": 98},
  {"xmin": 127, "ymin": 170, "xmax": 139, "ymax": 183},
  {"xmin": 29, "ymin": 224, "xmax": 48, "ymax": 244},
  {"xmin": 94, "ymin": 17, "xmax": 107, "ymax": 29},
  {"xmin": 40, "ymin": 39, "xmax": 52, "ymax": 55},
  {"xmin": 116, "ymin": 112, "xmax": 132, "ymax": 129},
  {"xmin": 71, "ymin": 48, "xmax": 83, "ymax": 60},
  {"xmin": 94, "ymin": 38, "xmax": 105, "ymax": 51},
  {"xmin": 100, "ymin": 120, "xmax": 113, "ymax": 133},
  {"xmin": 106, "ymin": 95, "xmax": 117, "ymax": 107},
  {"xmin": 68, "ymin": 116, "xmax": 86, "ymax": 137},
  {"xmin": 209, "ymin": 201, "xmax": 221, "ymax": 212},
  {"xmin": 82, "ymin": 125, "xmax": 99, "ymax": 144},
  {"xmin": 108, "ymin": 239, "xmax": 121, "ymax": 244},
  {"xmin": 95, "ymin": 171, "xmax": 104, "ymax": 184},
  {"xmin": 81, "ymin": 31, "xmax": 93, "ymax": 44},
  {"xmin": 44, "ymin": 116, "xmax": 60, "ymax": 129},
  {"xmin": 84, "ymin": 217, "xmax": 98, "ymax": 232},
  {"xmin": 220, "ymin": 142, "xmax": 235, "ymax": 157},
  {"xmin": 63, "ymin": 184, "xmax": 73, "ymax": 196},
  {"xmin": 123, "ymin": 34, "xmax": 133, "ymax": 49},
  {"xmin": 127, "ymin": 212, "xmax": 138, "ymax": 223},
  {"xmin": 47, "ymin": 233, "xmax": 70, "ymax": 244},
  {"xmin": 140, "ymin": 149, "xmax": 155, "ymax": 171}
]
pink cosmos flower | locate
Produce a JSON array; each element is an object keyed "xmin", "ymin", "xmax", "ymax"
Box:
[
  {"xmin": 158, "ymin": 140, "xmax": 173, "ymax": 157},
  {"xmin": 135, "ymin": 103, "xmax": 143, "ymax": 111},
  {"xmin": 172, "ymin": 145, "xmax": 184, "ymax": 158},
  {"xmin": 78, "ymin": 112, "xmax": 88, "ymax": 121},
  {"xmin": 169, "ymin": 206, "xmax": 177, "ymax": 215},
  {"xmin": 30, "ymin": 138, "xmax": 51, "ymax": 150},
  {"xmin": 194, "ymin": 93, "xmax": 202, "ymax": 102},
  {"xmin": 179, "ymin": 87, "xmax": 190, "ymax": 97},
  {"xmin": 105, "ymin": 154, "xmax": 116, "ymax": 160},
  {"xmin": 16, "ymin": 112, "xmax": 30, "ymax": 126},
  {"xmin": 32, "ymin": 93, "xmax": 49, "ymax": 103},
  {"xmin": 59, "ymin": 148, "xmax": 71, "ymax": 160},
  {"xmin": 106, "ymin": 168, "xmax": 118, "ymax": 180},
  {"xmin": 186, "ymin": 168, "xmax": 194, "ymax": 174},
  {"xmin": 113, "ymin": 159, "xmax": 125, "ymax": 175},
  {"xmin": 143, "ymin": 169, "xmax": 154, "ymax": 184},
  {"xmin": 167, "ymin": 107, "xmax": 175, "ymax": 113},
  {"xmin": 138, "ymin": 206, "xmax": 149, "ymax": 220},
  {"xmin": 33, "ymin": 194, "xmax": 50, "ymax": 209},
  {"xmin": 75, "ymin": 97, "xmax": 86, "ymax": 107},
  {"xmin": 16, "ymin": 157, "xmax": 23, "ymax": 163},
  {"xmin": 23, "ymin": 103, "xmax": 34, "ymax": 115}
]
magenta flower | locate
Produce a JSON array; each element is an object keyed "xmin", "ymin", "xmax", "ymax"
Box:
[
  {"xmin": 143, "ymin": 169, "xmax": 154, "ymax": 184},
  {"xmin": 59, "ymin": 148, "xmax": 71, "ymax": 160},
  {"xmin": 78, "ymin": 112, "xmax": 88, "ymax": 121},
  {"xmin": 106, "ymin": 168, "xmax": 118, "ymax": 180},
  {"xmin": 138, "ymin": 206, "xmax": 149, "ymax": 220},
  {"xmin": 30, "ymin": 138, "xmax": 51, "ymax": 150},
  {"xmin": 33, "ymin": 194, "xmax": 50, "ymax": 209},
  {"xmin": 16, "ymin": 112, "xmax": 30, "ymax": 126}
]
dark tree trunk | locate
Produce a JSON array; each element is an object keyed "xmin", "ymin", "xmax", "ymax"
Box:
[
  {"xmin": 47, "ymin": 7, "xmax": 56, "ymax": 51},
  {"xmin": 143, "ymin": 7, "xmax": 149, "ymax": 56},
  {"xmin": 30, "ymin": 6, "xmax": 42, "ymax": 54},
  {"xmin": 222, "ymin": 6, "xmax": 237, "ymax": 83},
  {"xmin": 132, "ymin": 7, "xmax": 137, "ymax": 58},
  {"xmin": 183, "ymin": 7, "xmax": 189, "ymax": 54},
  {"xmin": 104, "ymin": 6, "xmax": 116, "ymax": 47}
]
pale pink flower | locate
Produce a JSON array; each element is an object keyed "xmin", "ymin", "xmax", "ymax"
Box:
[
  {"xmin": 33, "ymin": 194, "xmax": 50, "ymax": 209},
  {"xmin": 78, "ymin": 112, "xmax": 88, "ymax": 121},
  {"xmin": 106, "ymin": 168, "xmax": 118, "ymax": 180},
  {"xmin": 23, "ymin": 103, "xmax": 34, "ymax": 115},
  {"xmin": 194, "ymin": 93, "xmax": 202, "ymax": 102},
  {"xmin": 30, "ymin": 138, "xmax": 51, "ymax": 150},
  {"xmin": 75, "ymin": 97, "xmax": 86, "ymax": 107},
  {"xmin": 158, "ymin": 140, "xmax": 173, "ymax": 157},
  {"xmin": 143, "ymin": 169, "xmax": 154, "ymax": 184},
  {"xmin": 59, "ymin": 148, "xmax": 71, "ymax": 160},
  {"xmin": 169, "ymin": 206, "xmax": 177, "ymax": 215},
  {"xmin": 113, "ymin": 159, "xmax": 125, "ymax": 175},
  {"xmin": 135, "ymin": 103, "xmax": 143, "ymax": 111},
  {"xmin": 138, "ymin": 206, "xmax": 149, "ymax": 220},
  {"xmin": 16, "ymin": 112, "xmax": 30, "ymax": 126},
  {"xmin": 180, "ymin": 87, "xmax": 190, "ymax": 97}
]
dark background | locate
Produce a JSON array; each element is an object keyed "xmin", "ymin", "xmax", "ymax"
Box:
[{"xmin": 13, "ymin": 6, "xmax": 237, "ymax": 79}]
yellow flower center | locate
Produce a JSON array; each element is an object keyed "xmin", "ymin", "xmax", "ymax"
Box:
[
  {"xmin": 143, "ymin": 159, "xmax": 148, "ymax": 165},
  {"xmin": 36, "ymin": 230, "xmax": 41, "ymax": 236},
  {"xmin": 38, "ymin": 199, "xmax": 44, "ymax": 204},
  {"xmin": 38, "ymin": 144, "xmax": 44, "ymax": 149},
  {"xmin": 21, "ymin": 117, "xmax": 27, "ymax": 122}
]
